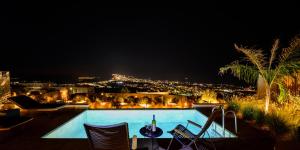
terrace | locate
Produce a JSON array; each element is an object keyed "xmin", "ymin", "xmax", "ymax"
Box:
[
  {"xmin": 2, "ymin": 87, "xmax": 300, "ymax": 150},
  {"xmin": 0, "ymin": 107, "xmax": 277, "ymax": 150}
]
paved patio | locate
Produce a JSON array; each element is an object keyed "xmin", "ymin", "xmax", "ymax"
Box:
[{"xmin": 0, "ymin": 108, "xmax": 277, "ymax": 150}]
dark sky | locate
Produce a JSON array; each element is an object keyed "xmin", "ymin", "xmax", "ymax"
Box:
[{"xmin": 1, "ymin": 2, "xmax": 299, "ymax": 84}]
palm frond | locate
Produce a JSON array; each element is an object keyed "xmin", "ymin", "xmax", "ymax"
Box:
[
  {"xmin": 219, "ymin": 61, "xmax": 259, "ymax": 84},
  {"xmin": 279, "ymin": 36, "xmax": 300, "ymax": 62},
  {"xmin": 234, "ymin": 44, "xmax": 266, "ymax": 73},
  {"xmin": 269, "ymin": 39, "xmax": 279, "ymax": 70},
  {"xmin": 275, "ymin": 60, "xmax": 300, "ymax": 78},
  {"xmin": 277, "ymin": 82, "xmax": 287, "ymax": 104}
]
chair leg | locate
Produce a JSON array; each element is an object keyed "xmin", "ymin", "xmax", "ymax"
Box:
[
  {"xmin": 194, "ymin": 142, "xmax": 199, "ymax": 150},
  {"xmin": 167, "ymin": 138, "xmax": 174, "ymax": 150}
]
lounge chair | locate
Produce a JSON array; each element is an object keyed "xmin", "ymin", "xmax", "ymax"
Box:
[
  {"xmin": 9, "ymin": 95, "xmax": 64, "ymax": 111},
  {"xmin": 167, "ymin": 110, "xmax": 220, "ymax": 150},
  {"xmin": 84, "ymin": 122, "xmax": 133, "ymax": 150}
]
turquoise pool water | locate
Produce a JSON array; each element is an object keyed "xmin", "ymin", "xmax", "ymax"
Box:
[{"xmin": 43, "ymin": 110, "xmax": 236, "ymax": 138}]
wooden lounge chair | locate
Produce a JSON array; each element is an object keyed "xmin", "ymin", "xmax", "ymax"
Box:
[
  {"xmin": 9, "ymin": 95, "xmax": 64, "ymax": 111},
  {"xmin": 167, "ymin": 110, "xmax": 220, "ymax": 150},
  {"xmin": 84, "ymin": 122, "xmax": 132, "ymax": 150}
]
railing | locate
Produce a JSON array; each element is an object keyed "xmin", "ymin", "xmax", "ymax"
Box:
[
  {"xmin": 212, "ymin": 105, "xmax": 238, "ymax": 137},
  {"xmin": 212, "ymin": 105, "xmax": 224, "ymax": 132},
  {"xmin": 225, "ymin": 110, "xmax": 238, "ymax": 134},
  {"xmin": 212, "ymin": 105, "xmax": 224, "ymax": 137}
]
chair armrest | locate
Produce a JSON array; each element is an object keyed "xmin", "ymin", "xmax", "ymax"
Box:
[
  {"xmin": 174, "ymin": 129, "xmax": 191, "ymax": 138},
  {"xmin": 187, "ymin": 120, "xmax": 202, "ymax": 129}
]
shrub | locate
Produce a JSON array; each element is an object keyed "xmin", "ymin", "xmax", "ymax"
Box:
[
  {"xmin": 242, "ymin": 106, "xmax": 256, "ymax": 121},
  {"xmin": 227, "ymin": 101, "xmax": 240, "ymax": 112},
  {"xmin": 253, "ymin": 109, "xmax": 265, "ymax": 125},
  {"xmin": 229, "ymin": 95, "xmax": 300, "ymax": 140},
  {"xmin": 201, "ymin": 89, "xmax": 217, "ymax": 103},
  {"xmin": 265, "ymin": 113, "xmax": 290, "ymax": 135},
  {"xmin": 242, "ymin": 106, "xmax": 265, "ymax": 123}
]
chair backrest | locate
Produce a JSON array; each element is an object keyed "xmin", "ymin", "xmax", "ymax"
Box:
[
  {"xmin": 195, "ymin": 109, "xmax": 219, "ymax": 138},
  {"xmin": 84, "ymin": 122, "xmax": 130, "ymax": 150}
]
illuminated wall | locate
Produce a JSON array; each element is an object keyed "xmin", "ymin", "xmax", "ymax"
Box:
[{"xmin": 0, "ymin": 71, "xmax": 11, "ymax": 103}]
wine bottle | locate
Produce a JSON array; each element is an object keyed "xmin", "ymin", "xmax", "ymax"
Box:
[{"xmin": 152, "ymin": 114, "xmax": 156, "ymax": 132}]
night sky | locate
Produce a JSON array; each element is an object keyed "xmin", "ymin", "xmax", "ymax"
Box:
[{"xmin": 1, "ymin": 2, "xmax": 299, "ymax": 84}]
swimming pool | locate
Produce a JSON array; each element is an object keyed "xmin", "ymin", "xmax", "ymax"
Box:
[{"xmin": 43, "ymin": 110, "xmax": 236, "ymax": 138}]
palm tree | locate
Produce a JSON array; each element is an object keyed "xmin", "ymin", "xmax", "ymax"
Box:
[{"xmin": 219, "ymin": 36, "xmax": 300, "ymax": 114}]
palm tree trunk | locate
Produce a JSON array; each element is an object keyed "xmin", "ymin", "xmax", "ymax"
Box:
[{"xmin": 265, "ymin": 85, "xmax": 271, "ymax": 114}]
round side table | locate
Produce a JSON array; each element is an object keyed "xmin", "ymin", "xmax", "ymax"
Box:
[{"xmin": 140, "ymin": 126, "xmax": 163, "ymax": 150}]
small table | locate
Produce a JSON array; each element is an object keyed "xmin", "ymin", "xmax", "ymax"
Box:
[{"xmin": 139, "ymin": 126, "xmax": 163, "ymax": 150}]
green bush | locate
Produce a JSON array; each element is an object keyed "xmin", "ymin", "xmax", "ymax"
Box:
[
  {"xmin": 242, "ymin": 106, "xmax": 256, "ymax": 121},
  {"xmin": 227, "ymin": 101, "xmax": 240, "ymax": 112},
  {"xmin": 242, "ymin": 106, "xmax": 265, "ymax": 124},
  {"xmin": 253, "ymin": 109, "xmax": 265, "ymax": 124},
  {"xmin": 265, "ymin": 113, "xmax": 290, "ymax": 135}
]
